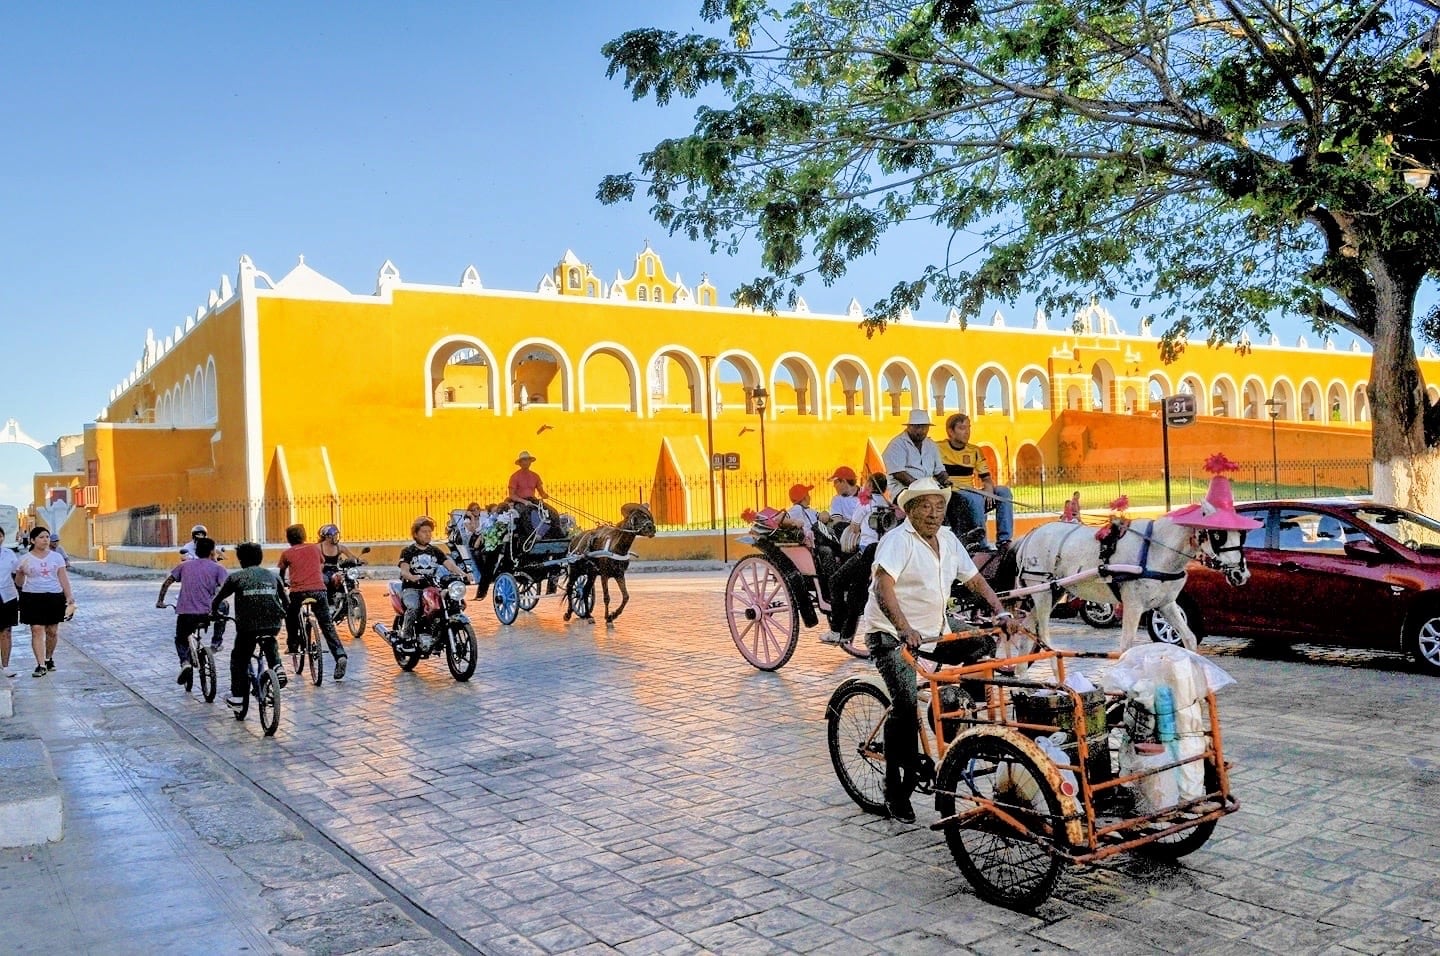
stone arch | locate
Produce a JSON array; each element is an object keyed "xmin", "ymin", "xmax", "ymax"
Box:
[
  {"xmin": 1016, "ymin": 366, "xmax": 1050, "ymax": 410},
  {"xmin": 772, "ymin": 353, "xmax": 822, "ymax": 417},
  {"xmin": 714, "ymin": 349, "xmax": 765, "ymax": 414},
  {"xmin": 1015, "ymin": 442, "xmax": 1043, "ymax": 483},
  {"xmin": 973, "ymin": 364, "xmax": 1012, "ymax": 417},
  {"xmin": 425, "ymin": 336, "xmax": 499, "ymax": 416},
  {"xmin": 645, "ymin": 345, "xmax": 703, "ymax": 414},
  {"xmin": 1210, "ymin": 375, "xmax": 1238, "ymax": 418},
  {"xmin": 1353, "ymin": 382, "xmax": 1370, "ymax": 422},
  {"xmin": 203, "ymin": 357, "xmax": 219, "ymax": 423},
  {"xmin": 191, "ymin": 364, "xmax": 205, "ymax": 423},
  {"xmin": 1065, "ymin": 384, "xmax": 1082, "ymax": 410},
  {"xmin": 181, "ymin": 375, "xmax": 194, "ymax": 426},
  {"xmin": 927, "ymin": 361, "xmax": 967, "ymax": 417},
  {"xmin": 506, "ymin": 339, "xmax": 572, "ymax": 412},
  {"xmin": 977, "ymin": 444, "xmax": 1002, "ymax": 482},
  {"xmin": 879, "ymin": 357, "xmax": 923, "ymax": 418},
  {"xmin": 1122, "ymin": 385, "xmax": 1139, "ymax": 414},
  {"xmin": 1240, "ymin": 376, "xmax": 1267, "ymax": 419},
  {"xmin": 156, "ymin": 391, "xmax": 169, "ymax": 425},
  {"xmin": 1298, "ymin": 379, "xmax": 1322, "ymax": 422},
  {"xmin": 1269, "ymin": 378, "xmax": 1296, "ymax": 421},
  {"xmin": 1089, "ymin": 360, "xmax": 1115, "ymax": 412},
  {"xmin": 1147, "ymin": 372, "xmax": 1173, "ymax": 404},
  {"xmin": 826, "ymin": 356, "xmax": 874, "ymax": 417},
  {"xmin": 578, "ymin": 342, "xmax": 641, "ymax": 414},
  {"xmin": 1326, "ymin": 380, "xmax": 1349, "ymax": 423},
  {"xmin": 1177, "ymin": 374, "xmax": 1207, "ymax": 415}
]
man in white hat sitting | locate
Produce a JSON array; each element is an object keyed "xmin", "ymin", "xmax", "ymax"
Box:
[
  {"xmin": 507, "ymin": 450, "xmax": 552, "ymax": 542},
  {"xmin": 881, "ymin": 409, "xmax": 949, "ymax": 500},
  {"xmin": 856, "ymin": 477, "xmax": 1015, "ymax": 823}
]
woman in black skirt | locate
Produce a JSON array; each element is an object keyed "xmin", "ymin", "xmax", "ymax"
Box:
[{"xmin": 15, "ymin": 527, "xmax": 74, "ymax": 678}]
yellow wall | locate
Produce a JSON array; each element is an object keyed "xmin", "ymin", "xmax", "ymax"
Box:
[{"xmin": 87, "ymin": 248, "xmax": 1421, "ymax": 543}]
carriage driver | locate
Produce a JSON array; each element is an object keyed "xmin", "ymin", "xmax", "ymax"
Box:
[
  {"xmin": 857, "ymin": 477, "xmax": 1015, "ymax": 823},
  {"xmin": 507, "ymin": 450, "xmax": 553, "ymax": 541}
]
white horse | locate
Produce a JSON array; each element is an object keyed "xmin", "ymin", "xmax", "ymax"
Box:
[{"xmin": 1007, "ymin": 513, "xmax": 1251, "ymax": 652}]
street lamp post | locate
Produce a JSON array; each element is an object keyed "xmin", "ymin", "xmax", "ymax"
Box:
[
  {"xmin": 751, "ymin": 385, "xmax": 769, "ymax": 505},
  {"xmin": 701, "ymin": 354, "xmax": 716, "ymax": 528},
  {"xmin": 1264, "ymin": 397, "xmax": 1282, "ymax": 496}
]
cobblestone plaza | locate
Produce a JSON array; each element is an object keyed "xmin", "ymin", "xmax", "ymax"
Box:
[{"xmin": 2, "ymin": 570, "xmax": 1437, "ymax": 954}]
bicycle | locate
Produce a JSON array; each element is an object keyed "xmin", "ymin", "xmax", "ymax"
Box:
[
  {"xmin": 225, "ymin": 623, "xmax": 282, "ymax": 737},
  {"xmin": 162, "ymin": 604, "xmax": 218, "ymax": 703},
  {"xmin": 291, "ymin": 595, "xmax": 325, "ymax": 687}
]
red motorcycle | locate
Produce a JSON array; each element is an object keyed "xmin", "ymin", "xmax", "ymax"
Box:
[{"xmin": 373, "ymin": 558, "xmax": 477, "ymax": 682}]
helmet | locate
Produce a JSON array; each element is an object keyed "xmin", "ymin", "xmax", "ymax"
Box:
[
  {"xmin": 319, "ymin": 524, "xmax": 339, "ymax": 540},
  {"xmin": 411, "ymin": 515, "xmax": 436, "ymax": 535},
  {"xmin": 191, "ymin": 524, "xmax": 208, "ymax": 536}
]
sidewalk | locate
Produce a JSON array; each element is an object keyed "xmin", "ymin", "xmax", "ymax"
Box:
[
  {"xmin": 0, "ymin": 615, "xmax": 459, "ymax": 955},
  {"xmin": 68, "ymin": 557, "xmax": 731, "ymax": 582}
]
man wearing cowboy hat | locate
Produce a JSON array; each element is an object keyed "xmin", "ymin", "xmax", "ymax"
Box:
[
  {"xmin": 508, "ymin": 450, "xmax": 553, "ymax": 543},
  {"xmin": 881, "ymin": 409, "xmax": 949, "ymax": 500},
  {"xmin": 856, "ymin": 477, "xmax": 1015, "ymax": 823}
]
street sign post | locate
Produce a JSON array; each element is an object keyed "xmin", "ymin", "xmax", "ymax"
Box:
[
  {"xmin": 716, "ymin": 452, "xmax": 740, "ymax": 561},
  {"xmin": 1161, "ymin": 394, "xmax": 1196, "ymax": 510}
]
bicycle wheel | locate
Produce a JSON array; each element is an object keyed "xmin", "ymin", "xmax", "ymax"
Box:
[
  {"xmin": 1133, "ymin": 757, "xmax": 1221, "ymax": 861},
  {"xmin": 258, "ymin": 671, "xmax": 280, "ymax": 737},
  {"xmin": 346, "ymin": 592, "xmax": 367, "ymax": 639},
  {"xmin": 825, "ymin": 679, "xmax": 889, "ymax": 815},
  {"xmin": 516, "ymin": 573, "xmax": 541, "ymax": 612},
  {"xmin": 446, "ymin": 622, "xmax": 478, "ymax": 682},
  {"xmin": 725, "ymin": 555, "xmax": 800, "ymax": 671},
  {"xmin": 935, "ymin": 730, "xmax": 1066, "ymax": 910},
  {"xmin": 567, "ymin": 567, "xmax": 594, "ymax": 619},
  {"xmin": 197, "ymin": 646, "xmax": 217, "ymax": 703},
  {"xmin": 493, "ymin": 572, "xmax": 520, "ymax": 626},
  {"xmin": 306, "ymin": 618, "xmax": 324, "ymax": 687}
]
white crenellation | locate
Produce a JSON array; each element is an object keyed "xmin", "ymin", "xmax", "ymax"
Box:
[
  {"xmin": 537, "ymin": 273, "xmax": 557, "ymax": 294},
  {"xmin": 897, "ymin": 306, "xmax": 912, "ymax": 322},
  {"xmin": 847, "ymin": 298, "xmax": 864, "ymax": 318},
  {"xmin": 793, "ymin": 296, "xmax": 809, "ymax": 313},
  {"xmin": 1268, "ymin": 333, "xmax": 1280, "ymax": 346},
  {"xmin": 376, "ymin": 259, "xmax": 401, "ymax": 295},
  {"xmin": 1325, "ymin": 337, "xmax": 1337, "ymax": 350},
  {"xmin": 219, "ymin": 274, "xmax": 233, "ymax": 299},
  {"xmin": 184, "ymin": 315, "xmax": 195, "ymax": 332},
  {"xmin": 947, "ymin": 307, "xmax": 962, "ymax": 325},
  {"xmin": 990, "ymin": 308, "xmax": 1006, "ymax": 327},
  {"xmin": 1297, "ymin": 335, "xmax": 1308, "ymax": 348},
  {"xmin": 460, "ymin": 265, "xmax": 482, "ymax": 290},
  {"xmin": 1034, "ymin": 308, "xmax": 1048, "ymax": 330},
  {"xmin": 208, "ymin": 289, "xmax": 220, "ymax": 308}
]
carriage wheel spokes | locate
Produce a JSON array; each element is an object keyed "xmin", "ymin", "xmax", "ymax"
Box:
[{"xmin": 725, "ymin": 556, "xmax": 800, "ymax": 671}]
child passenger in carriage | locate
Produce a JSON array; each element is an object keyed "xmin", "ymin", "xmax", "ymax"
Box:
[
  {"xmin": 824, "ymin": 474, "xmax": 894, "ymax": 646},
  {"xmin": 785, "ymin": 484, "xmax": 841, "ymax": 583}
]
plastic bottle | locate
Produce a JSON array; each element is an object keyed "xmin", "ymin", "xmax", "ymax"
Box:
[
  {"xmin": 1154, "ymin": 684, "xmax": 1177, "ymax": 744},
  {"xmin": 1036, "ymin": 732, "xmax": 1079, "ymax": 798}
]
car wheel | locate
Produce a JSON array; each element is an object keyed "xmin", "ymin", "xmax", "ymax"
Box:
[
  {"xmin": 1406, "ymin": 609, "xmax": 1440, "ymax": 675},
  {"xmin": 1144, "ymin": 604, "xmax": 1201, "ymax": 647}
]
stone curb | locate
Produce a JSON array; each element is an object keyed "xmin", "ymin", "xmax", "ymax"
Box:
[{"xmin": 0, "ymin": 724, "xmax": 63, "ymax": 848}]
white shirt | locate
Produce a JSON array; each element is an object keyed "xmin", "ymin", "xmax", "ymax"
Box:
[
  {"xmin": 856, "ymin": 519, "xmax": 978, "ymax": 639},
  {"xmin": 785, "ymin": 504, "xmax": 821, "ymax": 533},
  {"xmin": 849, "ymin": 499, "xmax": 891, "ymax": 549},
  {"xmin": 881, "ymin": 433, "xmax": 944, "ymax": 497},
  {"xmin": 0, "ymin": 548, "xmax": 18, "ymax": 603},
  {"xmin": 18, "ymin": 551, "xmax": 67, "ymax": 594},
  {"xmin": 829, "ymin": 493, "xmax": 860, "ymax": 522}
]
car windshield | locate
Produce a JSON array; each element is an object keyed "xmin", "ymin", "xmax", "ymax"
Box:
[{"xmin": 1352, "ymin": 507, "xmax": 1440, "ymax": 549}]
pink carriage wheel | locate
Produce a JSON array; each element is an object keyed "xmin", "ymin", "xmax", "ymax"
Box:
[{"xmin": 725, "ymin": 555, "xmax": 800, "ymax": 671}]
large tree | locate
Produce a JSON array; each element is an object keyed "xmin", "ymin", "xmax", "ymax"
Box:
[{"xmin": 601, "ymin": 0, "xmax": 1440, "ymax": 510}]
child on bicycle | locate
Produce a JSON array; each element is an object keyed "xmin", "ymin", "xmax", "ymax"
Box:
[
  {"xmin": 277, "ymin": 523, "xmax": 347, "ymax": 680},
  {"xmin": 155, "ymin": 536, "xmax": 230, "ymax": 687},
  {"xmin": 212, "ymin": 542, "xmax": 287, "ymax": 708}
]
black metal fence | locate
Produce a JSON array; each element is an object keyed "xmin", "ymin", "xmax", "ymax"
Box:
[{"xmin": 91, "ymin": 457, "xmax": 1374, "ymax": 547}]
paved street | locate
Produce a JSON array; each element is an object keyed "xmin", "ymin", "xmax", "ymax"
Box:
[{"xmin": 3, "ymin": 570, "xmax": 1438, "ymax": 954}]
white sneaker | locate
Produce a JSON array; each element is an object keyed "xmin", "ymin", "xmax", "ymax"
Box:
[{"xmin": 2, "ymin": 668, "xmax": 15, "ymax": 678}]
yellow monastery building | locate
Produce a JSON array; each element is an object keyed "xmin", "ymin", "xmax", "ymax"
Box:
[{"xmin": 75, "ymin": 244, "xmax": 1434, "ymax": 554}]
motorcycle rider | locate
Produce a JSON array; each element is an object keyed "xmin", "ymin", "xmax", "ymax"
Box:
[
  {"xmin": 397, "ymin": 516, "xmax": 473, "ymax": 642},
  {"xmin": 318, "ymin": 524, "xmax": 364, "ymax": 609}
]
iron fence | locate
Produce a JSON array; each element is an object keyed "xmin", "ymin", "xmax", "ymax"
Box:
[{"xmin": 89, "ymin": 457, "xmax": 1375, "ymax": 547}]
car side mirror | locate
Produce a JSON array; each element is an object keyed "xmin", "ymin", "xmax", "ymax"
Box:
[{"xmin": 1343, "ymin": 539, "xmax": 1384, "ymax": 561}]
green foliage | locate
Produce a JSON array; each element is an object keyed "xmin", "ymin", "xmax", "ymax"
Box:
[{"xmin": 601, "ymin": 1, "xmax": 1440, "ymax": 459}]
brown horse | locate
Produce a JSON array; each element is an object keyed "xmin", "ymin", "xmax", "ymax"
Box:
[{"xmin": 564, "ymin": 503, "xmax": 657, "ymax": 623}]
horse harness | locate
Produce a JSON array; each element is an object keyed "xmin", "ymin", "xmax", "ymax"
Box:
[{"xmin": 1026, "ymin": 519, "xmax": 1230, "ymax": 603}]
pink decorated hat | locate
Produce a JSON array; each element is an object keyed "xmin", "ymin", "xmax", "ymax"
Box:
[{"xmin": 1167, "ymin": 453, "xmax": 1263, "ymax": 531}]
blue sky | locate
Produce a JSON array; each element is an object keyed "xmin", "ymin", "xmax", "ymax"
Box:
[{"xmin": 0, "ymin": 2, "xmax": 1423, "ymax": 509}]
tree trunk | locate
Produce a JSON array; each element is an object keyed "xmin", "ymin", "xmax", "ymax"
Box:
[{"xmin": 1364, "ymin": 261, "xmax": 1440, "ymax": 514}]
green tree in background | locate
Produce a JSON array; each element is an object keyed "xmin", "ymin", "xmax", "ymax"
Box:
[{"xmin": 600, "ymin": 0, "xmax": 1440, "ymax": 510}]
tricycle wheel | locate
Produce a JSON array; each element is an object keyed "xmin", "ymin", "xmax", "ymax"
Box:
[
  {"xmin": 1079, "ymin": 601, "xmax": 1120, "ymax": 628},
  {"xmin": 825, "ymin": 680, "xmax": 888, "ymax": 815},
  {"xmin": 493, "ymin": 573, "xmax": 520, "ymax": 625},
  {"xmin": 516, "ymin": 573, "xmax": 541, "ymax": 612},
  {"xmin": 725, "ymin": 555, "xmax": 799, "ymax": 671},
  {"xmin": 1132, "ymin": 757, "xmax": 1221, "ymax": 861},
  {"xmin": 936, "ymin": 731, "xmax": 1065, "ymax": 911}
]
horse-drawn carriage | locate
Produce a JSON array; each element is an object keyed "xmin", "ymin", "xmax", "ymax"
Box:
[{"xmin": 445, "ymin": 508, "xmax": 593, "ymax": 625}]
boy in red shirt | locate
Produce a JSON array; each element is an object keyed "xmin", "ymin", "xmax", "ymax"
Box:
[{"xmin": 277, "ymin": 524, "xmax": 347, "ymax": 679}]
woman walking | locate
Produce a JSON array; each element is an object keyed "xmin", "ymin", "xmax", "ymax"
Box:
[{"xmin": 15, "ymin": 527, "xmax": 74, "ymax": 678}]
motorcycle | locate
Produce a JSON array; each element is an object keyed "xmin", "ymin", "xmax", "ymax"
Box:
[
  {"xmin": 372, "ymin": 554, "xmax": 478, "ymax": 682},
  {"xmin": 327, "ymin": 547, "xmax": 371, "ymax": 639}
]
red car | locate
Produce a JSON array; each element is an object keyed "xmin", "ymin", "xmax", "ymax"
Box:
[{"xmin": 1147, "ymin": 500, "xmax": 1440, "ymax": 674}]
